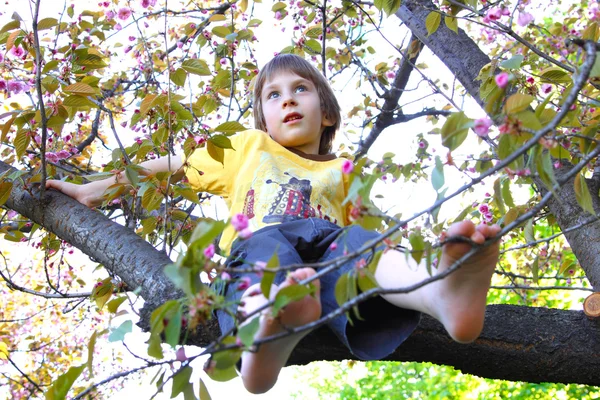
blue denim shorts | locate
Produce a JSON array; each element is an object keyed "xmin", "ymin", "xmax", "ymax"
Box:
[{"xmin": 215, "ymin": 218, "xmax": 420, "ymax": 360}]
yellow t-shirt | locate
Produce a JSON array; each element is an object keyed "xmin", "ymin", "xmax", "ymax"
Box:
[{"xmin": 183, "ymin": 129, "xmax": 350, "ymax": 253}]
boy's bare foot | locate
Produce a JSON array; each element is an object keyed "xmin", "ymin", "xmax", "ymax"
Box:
[
  {"xmin": 427, "ymin": 221, "xmax": 501, "ymax": 343},
  {"xmin": 239, "ymin": 267, "xmax": 321, "ymax": 394}
]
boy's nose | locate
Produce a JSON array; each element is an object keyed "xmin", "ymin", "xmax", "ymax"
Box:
[{"xmin": 282, "ymin": 96, "xmax": 297, "ymax": 108}]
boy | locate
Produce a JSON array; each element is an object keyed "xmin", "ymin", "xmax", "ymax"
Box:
[{"xmin": 47, "ymin": 54, "xmax": 501, "ymax": 394}]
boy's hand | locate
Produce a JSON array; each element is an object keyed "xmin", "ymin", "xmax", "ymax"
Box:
[{"xmin": 46, "ymin": 180, "xmax": 103, "ymax": 208}]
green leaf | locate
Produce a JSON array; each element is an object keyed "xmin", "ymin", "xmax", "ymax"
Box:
[
  {"xmin": 0, "ymin": 19, "xmax": 20, "ymax": 34},
  {"xmin": 43, "ymin": 60, "xmax": 60, "ymax": 73},
  {"xmin": 425, "ymin": 12, "xmax": 441, "ymax": 36},
  {"xmin": 431, "ymin": 156, "xmax": 444, "ymax": 192},
  {"xmin": 261, "ymin": 251, "xmax": 279, "ymax": 299},
  {"xmin": 171, "ymin": 366, "xmax": 194, "ymax": 398},
  {"xmin": 14, "ymin": 130, "xmax": 30, "ymax": 160},
  {"xmin": 125, "ymin": 165, "xmax": 140, "ymax": 188},
  {"xmin": 444, "ymin": 16, "xmax": 458, "ymax": 33},
  {"xmin": 374, "ymin": 0, "xmax": 402, "ymax": 16},
  {"xmin": 440, "ymin": 112, "xmax": 471, "ymax": 151},
  {"xmin": 45, "ymin": 364, "xmax": 85, "ymax": 400},
  {"xmin": 38, "ymin": 18, "xmax": 58, "ymax": 31},
  {"xmin": 207, "ymin": 141, "xmax": 224, "ymax": 165},
  {"xmin": 502, "ymin": 179, "xmax": 515, "ymax": 208},
  {"xmin": 62, "ymin": 95, "xmax": 95, "ymax": 108},
  {"xmin": 214, "ymin": 121, "xmax": 246, "ymax": 134},
  {"xmin": 505, "ymin": 93, "xmax": 534, "ymax": 114},
  {"xmin": 170, "ymin": 68, "xmax": 188, "ymax": 87},
  {"xmin": 165, "ymin": 307, "xmax": 182, "ymax": 348},
  {"xmin": 492, "ymin": 178, "xmax": 506, "ymax": 215},
  {"xmin": 539, "ymin": 67, "xmax": 572, "ymax": 84},
  {"xmin": 86, "ymin": 330, "xmax": 100, "ymax": 377},
  {"xmin": 0, "ymin": 180, "xmax": 13, "ymax": 206},
  {"xmin": 304, "ymin": 39, "xmax": 322, "ymax": 55},
  {"xmin": 199, "ymin": 378, "xmax": 212, "ymax": 400},
  {"xmin": 142, "ymin": 186, "xmax": 163, "ymax": 212},
  {"xmin": 209, "ymin": 135, "xmax": 234, "ymax": 150},
  {"xmin": 574, "ymin": 173, "xmax": 595, "ymax": 215},
  {"xmin": 531, "ymin": 255, "xmax": 540, "ymax": 285},
  {"xmin": 106, "ymin": 296, "xmax": 127, "ymax": 314},
  {"xmin": 524, "ymin": 219, "xmax": 535, "ymax": 244},
  {"xmin": 408, "ymin": 232, "xmax": 425, "ymax": 264},
  {"xmin": 272, "ymin": 284, "xmax": 312, "ymax": 315},
  {"xmin": 182, "ymin": 59, "xmax": 211, "ymax": 76},
  {"xmin": 212, "ymin": 26, "xmax": 232, "ymax": 38},
  {"xmin": 500, "ymin": 54, "xmax": 524, "ymax": 70},
  {"xmin": 334, "ymin": 272, "xmax": 350, "ymax": 307},
  {"xmin": 187, "ymin": 219, "xmax": 226, "ymax": 257},
  {"xmin": 357, "ymin": 268, "xmax": 378, "ymax": 292},
  {"xmin": 108, "ymin": 320, "xmax": 132, "ymax": 342},
  {"xmin": 237, "ymin": 316, "xmax": 260, "ymax": 347}
]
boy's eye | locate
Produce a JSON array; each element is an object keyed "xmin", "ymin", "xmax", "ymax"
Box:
[
  {"xmin": 267, "ymin": 91, "xmax": 280, "ymax": 99},
  {"xmin": 295, "ymin": 85, "xmax": 307, "ymax": 93}
]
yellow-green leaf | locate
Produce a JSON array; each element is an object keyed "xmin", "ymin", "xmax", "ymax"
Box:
[
  {"xmin": 45, "ymin": 364, "xmax": 85, "ymax": 400},
  {"xmin": 445, "ymin": 16, "xmax": 458, "ymax": 33},
  {"xmin": 425, "ymin": 12, "xmax": 441, "ymax": 36},
  {"xmin": 170, "ymin": 68, "xmax": 187, "ymax": 87},
  {"xmin": 440, "ymin": 112, "xmax": 471, "ymax": 151},
  {"xmin": 62, "ymin": 95, "xmax": 95, "ymax": 108},
  {"xmin": 182, "ymin": 59, "xmax": 211, "ymax": 76},
  {"xmin": 0, "ymin": 19, "xmax": 20, "ymax": 34},
  {"xmin": 63, "ymin": 82, "xmax": 96, "ymax": 96},
  {"xmin": 574, "ymin": 173, "xmax": 595, "ymax": 215},
  {"xmin": 539, "ymin": 67, "xmax": 572, "ymax": 84},
  {"xmin": 0, "ymin": 181, "xmax": 13, "ymax": 206},
  {"xmin": 37, "ymin": 17, "xmax": 58, "ymax": 31},
  {"xmin": 505, "ymin": 93, "xmax": 534, "ymax": 114},
  {"xmin": 14, "ymin": 130, "xmax": 30, "ymax": 159}
]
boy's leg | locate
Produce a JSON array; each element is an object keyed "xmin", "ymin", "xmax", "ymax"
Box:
[
  {"xmin": 375, "ymin": 221, "xmax": 500, "ymax": 343},
  {"xmin": 239, "ymin": 268, "xmax": 321, "ymax": 394}
]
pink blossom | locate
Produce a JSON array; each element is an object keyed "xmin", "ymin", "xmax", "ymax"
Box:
[
  {"xmin": 45, "ymin": 152, "xmax": 59, "ymax": 163},
  {"xmin": 219, "ymin": 58, "xmax": 227, "ymax": 65},
  {"xmin": 473, "ymin": 117, "xmax": 493, "ymax": 137},
  {"xmin": 484, "ymin": 212, "xmax": 494, "ymax": 222},
  {"xmin": 56, "ymin": 150, "xmax": 71, "ymax": 160},
  {"xmin": 175, "ymin": 347, "xmax": 187, "ymax": 362},
  {"xmin": 0, "ymin": 80, "xmax": 6, "ymax": 91},
  {"xmin": 238, "ymin": 227, "xmax": 253, "ymax": 239},
  {"xmin": 141, "ymin": 0, "xmax": 151, "ymax": 8},
  {"xmin": 0, "ymin": 53, "xmax": 4, "ymax": 63},
  {"xmin": 237, "ymin": 276, "xmax": 252, "ymax": 291},
  {"xmin": 177, "ymin": 41, "xmax": 184, "ymax": 49},
  {"xmin": 6, "ymin": 210, "xmax": 18, "ymax": 219},
  {"xmin": 275, "ymin": 11, "xmax": 282, "ymax": 20},
  {"xmin": 115, "ymin": 23, "xmax": 122, "ymax": 30},
  {"xmin": 194, "ymin": 136, "xmax": 206, "ymax": 145},
  {"xmin": 479, "ymin": 204, "xmax": 490, "ymax": 214},
  {"xmin": 342, "ymin": 159, "xmax": 353, "ymax": 174},
  {"xmin": 486, "ymin": 7, "xmax": 503, "ymax": 21},
  {"xmin": 10, "ymin": 45, "xmax": 25, "ymax": 58},
  {"xmin": 231, "ymin": 213, "xmax": 249, "ymax": 231},
  {"xmin": 117, "ymin": 8, "xmax": 131, "ymax": 21},
  {"xmin": 203, "ymin": 243, "xmax": 215, "ymax": 259},
  {"xmin": 329, "ymin": 242, "xmax": 338, "ymax": 251},
  {"xmin": 495, "ymin": 72, "xmax": 509, "ymax": 88},
  {"xmin": 254, "ymin": 261, "xmax": 266, "ymax": 271},
  {"xmin": 526, "ymin": 76, "xmax": 534, "ymax": 84},
  {"xmin": 386, "ymin": 71, "xmax": 395, "ymax": 79},
  {"xmin": 541, "ymin": 83, "xmax": 552, "ymax": 94},
  {"xmin": 221, "ymin": 271, "xmax": 231, "ymax": 280},
  {"xmin": 105, "ymin": 10, "xmax": 115, "ymax": 19},
  {"xmin": 517, "ymin": 12, "xmax": 534, "ymax": 27},
  {"xmin": 7, "ymin": 80, "xmax": 29, "ymax": 95}
]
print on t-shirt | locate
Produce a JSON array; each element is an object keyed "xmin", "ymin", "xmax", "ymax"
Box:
[{"xmin": 242, "ymin": 152, "xmax": 339, "ymax": 226}]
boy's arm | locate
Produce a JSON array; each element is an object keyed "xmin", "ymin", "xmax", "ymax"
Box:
[{"xmin": 46, "ymin": 156, "xmax": 184, "ymax": 208}]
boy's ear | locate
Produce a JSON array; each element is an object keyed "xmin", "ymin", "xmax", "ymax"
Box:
[{"xmin": 322, "ymin": 112, "xmax": 335, "ymax": 127}]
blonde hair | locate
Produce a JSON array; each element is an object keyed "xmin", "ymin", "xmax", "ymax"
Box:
[{"xmin": 253, "ymin": 54, "xmax": 341, "ymax": 155}]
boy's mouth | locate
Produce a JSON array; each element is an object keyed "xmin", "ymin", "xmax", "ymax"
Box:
[{"xmin": 283, "ymin": 113, "xmax": 303, "ymax": 123}]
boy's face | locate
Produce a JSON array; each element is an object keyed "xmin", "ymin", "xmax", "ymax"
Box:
[{"xmin": 261, "ymin": 71, "xmax": 334, "ymax": 155}]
